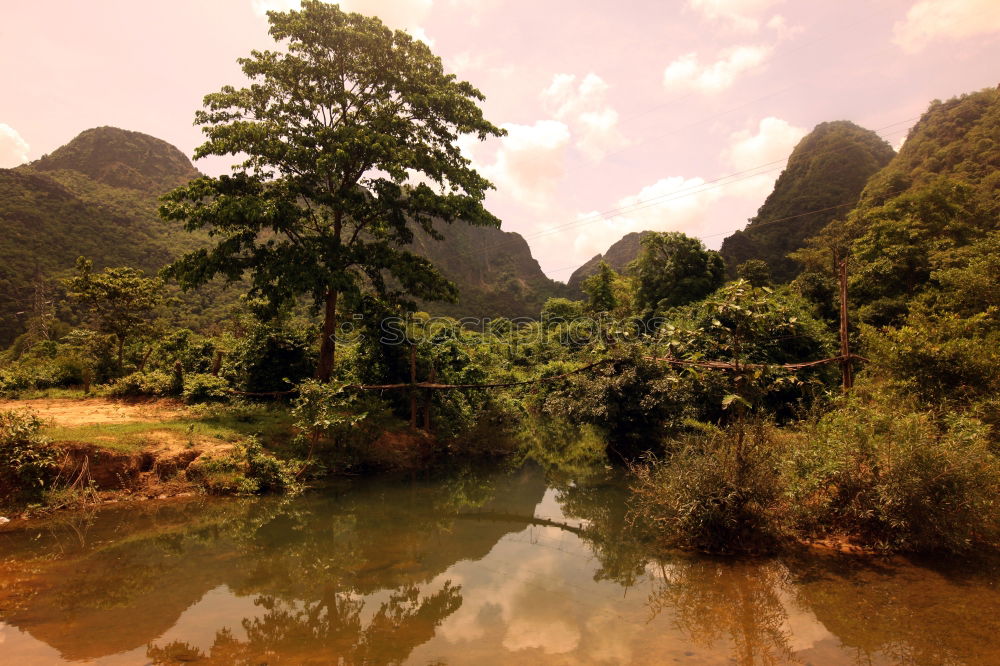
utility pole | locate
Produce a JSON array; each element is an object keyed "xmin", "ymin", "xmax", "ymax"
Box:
[
  {"xmin": 409, "ymin": 345, "xmax": 418, "ymax": 428},
  {"xmin": 838, "ymin": 258, "xmax": 853, "ymax": 391}
]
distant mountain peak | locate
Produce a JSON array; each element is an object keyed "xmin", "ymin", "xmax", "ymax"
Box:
[
  {"xmin": 719, "ymin": 120, "xmax": 895, "ymax": 281},
  {"xmin": 567, "ymin": 230, "xmax": 654, "ymax": 291},
  {"xmin": 28, "ymin": 126, "xmax": 199, "ymax": 192}
]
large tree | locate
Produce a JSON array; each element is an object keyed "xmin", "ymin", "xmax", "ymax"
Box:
[
  {"xmin": 633, "ymin": 232, "xmax": 725, "ymax": 312},
  {"xmin": 161, "ymin": 1, "xmax": 504, "ymax": 380}
]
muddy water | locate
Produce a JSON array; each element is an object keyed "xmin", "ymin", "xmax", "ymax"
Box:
[{"xmin": 2, "ymin": 463, "xmax": 1000, "ymax": 665}]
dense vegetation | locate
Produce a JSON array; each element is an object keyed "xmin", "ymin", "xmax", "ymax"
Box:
[
  {"xmin": 1, "ymin": 2, "xmax": 997, "ymax": 557},
  {"xmin": 721, "ymin": 120, "xmax": 896, "ymax": 281}
]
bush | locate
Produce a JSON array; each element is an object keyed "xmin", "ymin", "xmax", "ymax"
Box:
[
  {"xmin": 192, "ymin": 437, "xmax": 300, "ymax": 495},
  {"xmin": 182, "ymin": 374, "xmax": 231, "ymax": 404},
  {"xmin": 0, "ymin": 367, "xmax": 32, "ymax": 397},
  {"xmin": 785, "ymin": 385, "xmax": 1000, "ymax": 552},
  {"xmin": 225, "ymin": 320, "xmax": 316, "ymax": 395},
  {"xmin": 629, "ymin": 423, "xmax": 789, "ymax": 553},
  {"xmin": 107, "ymin": 371, "xmax": 177, "ymax": 398},
  {"xmin": 0, "ymin": 409, "xmax": 58, "ymax": 505}
]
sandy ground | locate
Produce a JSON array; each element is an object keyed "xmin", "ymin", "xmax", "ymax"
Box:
[{"xmin": 0, "ymin": 398, "xmax": 189, "ymax": 427}]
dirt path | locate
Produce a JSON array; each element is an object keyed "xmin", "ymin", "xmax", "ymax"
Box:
[{"xmin": 0, "ymin": 398, "xmax": 189, "ymax": 427}]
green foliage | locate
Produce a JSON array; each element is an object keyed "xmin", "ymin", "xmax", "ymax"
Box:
[
  {"xmin": 107, "ymin": 371, "xmax": 178, "ymax": 398},
  {"xmin": 720, "ymin": 120, "xmax": 895, "ymax": 281},
  {"xmin": 540, "ymin": 297, "xmax": 585, "ymax": 327},
  {"xmin": 225, "ymin": 319, "xmax": 316, "ymax": 395},
  {"xmin": 664, "ymin": 280, "xmax": 838, "ymax": 422},
  {"xmin": 291, "ymin": 379, "xmax": 367, "ymax": 473},
  {"xmin": 195, "ymin": 437, "xmax": 301, "ymax": 496},
  {"xmin": 633, "ymin": 231, "xmax": 725, "ymax": 313},
  {"xmin": 736, "ymin": 259, "xmax": 772, "ymax": 287},
  {"xmin": 785, "ymin": 386, "xmax": 1000, "ymax": 552},
  {"xmin": 863, "ymin": 312, "xmax": 1000, "ymax": 405},
  {"xmin": 582, "ymin": 261, "xmax": 618, "ymax": 312},
  {"xmin": 567, "ymin": 230, "xmax": 651, "ymax": 293},
  {"xmin": 795, "ymin": 88, "xmax": 1000, "ymax": 326},
  {"xmin": 182, "ymin": 374, "xmax": 231, "ymax": 404},
  {"xmin": 161, "ymin": 0, "xmax": 504, "ymax": 380},
  {"xmin": 848, "ymin": 178, "xmax": 993, "ymax": 326},
  {"xmin": 542, "ymin": 347, "xmax": 686, "ymax": 459},
  {"xmin": 0, "ymin": 409, "xmax": 58, "ymax": 505},
  {"xmin": 630, "ymin": 423, "xmax": 789, "ymax": 553},
  {"xmin": 64, "ymin": 257, "xmax": 164, "ymax": 370}
]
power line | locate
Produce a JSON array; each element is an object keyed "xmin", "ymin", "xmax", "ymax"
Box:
[{"xmin": 431, "ymin": 119, "xmax": 913, "ymax": 273}]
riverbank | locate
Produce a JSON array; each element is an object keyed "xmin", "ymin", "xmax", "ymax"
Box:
[
  {"xmin": 0, "ymin": 396, "xmax": 510, "ymax": 522},
  {"xmin": 3, "ymin": 462, "xmax": 1000, "ymax": 665}
]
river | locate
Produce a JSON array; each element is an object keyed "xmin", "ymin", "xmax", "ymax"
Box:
[{"xmin": 2, "ymin": 462, "xmax": 999, "ymax": 664}]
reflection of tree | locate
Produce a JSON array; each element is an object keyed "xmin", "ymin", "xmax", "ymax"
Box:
[
  {"xmin": 4, "ymin": 466, "xmax": 544, "ymax": 662},
  {"xmin": 785, "ymin": 554, "xmax": 1000, "ymax": 666},
  {"xmin": 148, "ymin": 582, "xmax": 462, "ymax": 665},
  {"xmin": 553, "ymin": 476, "xmax": 651, "ymax": 587},
  {"xmin": 647, "ymin": 559, "xmax": 798, "ymax": 665}
]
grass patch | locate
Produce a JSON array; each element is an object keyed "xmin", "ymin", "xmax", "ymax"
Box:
[{"xmin": 44, "ymin": 404, "xmax": 294, "ymax": 453}]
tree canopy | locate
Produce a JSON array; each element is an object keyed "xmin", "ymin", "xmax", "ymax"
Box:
[
  {"xmin": 160, "ymin": 0, "xmax": 505, "ymax": 380},
  {"xmin": 633, "ymin": 232, "xmax": 725, "ymax": 313},
  {"xmin": 63, "ymin": 257, "xmax": 163, "ymax": 371}
]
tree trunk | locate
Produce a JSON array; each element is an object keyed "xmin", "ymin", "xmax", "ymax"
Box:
[
  {"xmin": 116, "ymin": 336, "xmax": 125, "ymax": 373},
  {"xmin": 317, "ymin": 289, "xmax": 338, "ymax": 382}
]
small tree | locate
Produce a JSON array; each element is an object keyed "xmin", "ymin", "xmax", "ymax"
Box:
[
  {"xmin": 161, "ymin": 1, "xmax": 505, "ymax": 381},
  {"xmin": 64, "ymin": 258, "xmax": 163, "ymax": 372},
  {"xmin": 633, "ymin": 232, "xmax": 724, "ymax": 312},
  {"xmin": 582, "ymin": 261, "xmax": 618, "ymax": 313},
  {"xmin": 736, "ymin": 259, "xmax": 772, "ymax": 287}
]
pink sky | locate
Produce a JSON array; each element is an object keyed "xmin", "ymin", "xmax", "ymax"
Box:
[{"xmin": 2, "ymin": 0, "xmax": 999, "ymax": 280}]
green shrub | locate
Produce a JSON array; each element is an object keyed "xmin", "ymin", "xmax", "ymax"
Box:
[
  {"xmin": 182, "ymin": 374, "xmax": 231, "ymax": 404},
  {"xmin": 629, "ymin": 423, "xmax": 789, "ymax": 553},
  {"xmin": 107, "ymin": 371, "xmax": 177, "ymax": 398},
  {"xmin": 0, "ymin": 368, "xmax": 32, "ymax": 397},
  {"xmin": 0, "ymin": 409, "xmax": 59, "ymax": 505},
  {"xmin": 225, "ymin": 320, "xmax": 316, "ymax": 395},
  {"xmin": 785, "ymin": 385, "xmax": 1000, "ymax": 552},
  {"xmin": 193, "ymin": 437, "xmax": 300, "ymax": 495}
]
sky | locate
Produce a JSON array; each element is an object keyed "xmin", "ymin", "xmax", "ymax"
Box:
[{"xmin": 2, "ymin": 0, "xmax": 999, "ymax": 281}]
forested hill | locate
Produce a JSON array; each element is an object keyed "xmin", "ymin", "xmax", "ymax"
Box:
[
  {"xmin": 0, "ymin": 127, "xmax": 214, "ymax": 345},
  {"xmin": 0, "ymin": 127, "xmax": 565, "ymax": 344},
  {"xmin": 567, "ymin": 231, "xmax": 654, "ymax": 293},
  {"xmin": 30, "ymin": 126, "xmax": 200, "ymax": 193},
  {"xmin": 853, "ymin": 87, "xmax": 1000, "ymax": 214},
  {"xmin": 413, "ymin": 222, "xmax": 569, "ymax": 319},
  {"xmin": 720, "ymin": 121, "xmax": 895, "ymax": 281},
  {"xmin": 795, "ymin": 86, "xmax": 1000, "ymax": 326}
]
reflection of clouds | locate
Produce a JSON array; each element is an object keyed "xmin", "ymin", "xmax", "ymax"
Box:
[
  {"xmin": 777, "ymin": 587, "xmax": 835, "ymax": 653},
  {"xmin": 429, "ymin": 523, "xmax": 646, "ymax": 662}
]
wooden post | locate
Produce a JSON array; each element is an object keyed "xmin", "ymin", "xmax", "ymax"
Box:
[
  {"xmin": 409, "ymin": 345, "xmax": 418, "ymax": 428},
  {"xmin": 838, "ymin": 259, "xmax": 853, "ymax": 391},
  {"xmin": 210, "ymin": 350, "xmax": 224, "ymax": 376},
  {"xmin": 423, "ymin": 364, "xmax": 436, "ymax": 433}
]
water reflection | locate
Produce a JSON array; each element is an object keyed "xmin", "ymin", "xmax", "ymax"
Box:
[{"xmin": 2, "ymin": 462, "xmax": 1000, "ymax": 664}]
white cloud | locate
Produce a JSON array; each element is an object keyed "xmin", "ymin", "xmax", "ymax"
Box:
[
  {"xmin": 723, "ymin": 116, "xmax": 806, "ymax": 199},
  {"xmin": 556, "ymin": 117, "xmax": 804, "ymax": 267},
  {"xmin": 663, "ymin": 45, "xmax": 771, "ymax": 92},
  {"xmin": 250, "ymin": 0, "xmax": 299, "ymax": 14},
  {"xmin": 570, "ymin": 175, "xmax": 725, "ymax": 261},
  {"xmin": 541, "ymin": 73, "xmax": 628, "ymax": 161},
  {"xmin": 477, "ymin": 120, "xmax": 571, "ymax": 209},
  {"xmin": 689, "ymin": 0, "xmax": 784, "ymax": 31},
  {"xmin": 725, "ymin": 116, "xmax": 805, "ymax": 171},
  {"xmin": 893, "ymin": 0, "xmax": 1000, "ymax": 53},
  {"xmin": 250, "ymin": 0, "xmax": 435, "ymax": 44},
  {"xmin": 0, "ymin": 124, "xmax": 30, "ymax": 168}
]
